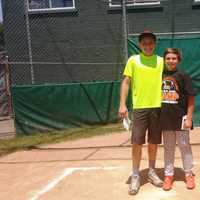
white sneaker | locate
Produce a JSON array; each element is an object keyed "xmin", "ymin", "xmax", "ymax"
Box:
[
  {"xmin": 129, "ymin": 175, "xmax": 140, "ymax": 195},
  {"xmin": 147, "ymin": 170, "xmax": 163, "ymax": 187}
]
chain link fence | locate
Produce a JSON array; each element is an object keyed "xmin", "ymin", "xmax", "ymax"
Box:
[
  {"xmin": 0, "ymin": 51, "xmax": 12, "ymax": 117},
  {"xmin": 3, "ymin": 0, "xmax": 126, "ymax": 86}
]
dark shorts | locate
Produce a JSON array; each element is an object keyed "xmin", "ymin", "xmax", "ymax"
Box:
[{"xmin": 131, "ymin": 108, "xmax": 162, "ymax": 145}]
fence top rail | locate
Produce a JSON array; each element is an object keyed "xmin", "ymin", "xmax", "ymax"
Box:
[
  {"xmin": 8, "ymin": 62, "xmax": 123, "ymax": 65},
  {"xmin": 129, "ymin": 31, "xmax": 200, "ymax": 36}
]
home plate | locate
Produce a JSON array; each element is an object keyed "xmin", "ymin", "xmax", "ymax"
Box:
[{"xmin": 29, "ymin": 166, "xmax": 122, "ymax": 200}]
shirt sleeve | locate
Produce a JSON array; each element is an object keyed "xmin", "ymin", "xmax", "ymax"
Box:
[
  {"xmin": 183, "ymin": 73, "xmax": 196, "ymax": 96},
  {"xmin": 123, "ymin": 56, "xmax": 134, "ymax": 78}
]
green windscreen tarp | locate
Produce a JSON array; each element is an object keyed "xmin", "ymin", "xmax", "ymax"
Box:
[
  {"xmin": 12, "ymin": 81, "xmax": 132, "ymax": 135},
  {"xmin": 129, "ymin": 36, "xmax": 200, "ymax": 126}
]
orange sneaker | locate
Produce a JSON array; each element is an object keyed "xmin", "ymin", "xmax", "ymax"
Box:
[
  {"xmin": 185, "ymin": 174, "xmax": 195, "ymax": 189},
  {"xmin": 163, "ymin": 176, "xmax": 173, "ymax": 191}
]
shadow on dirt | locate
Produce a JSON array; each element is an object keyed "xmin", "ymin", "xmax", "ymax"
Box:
[{"xmin": 126, "ymin": 167, "xmax": 185, "ymax": 186}]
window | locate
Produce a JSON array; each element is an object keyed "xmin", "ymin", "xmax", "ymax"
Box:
[
  {"xmin": 28, "ymin": 0, "xmax": 75, "ymax": 10},
  {"xmin": 109, "ymin": 0, "xmax": 160, "ymax": 7},
  {"xmin": 193, "ymin": 0, "xmax": 200, "ymax": 8}
]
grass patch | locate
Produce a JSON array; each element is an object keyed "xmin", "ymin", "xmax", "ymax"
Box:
[{"xmin": 0, "ymin": 123, "xmax": 124, "ymax": 157}]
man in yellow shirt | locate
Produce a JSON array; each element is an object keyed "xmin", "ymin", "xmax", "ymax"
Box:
[{"xmin": 119, "ymin": 30, "xmax": 163, "ymax": 195}]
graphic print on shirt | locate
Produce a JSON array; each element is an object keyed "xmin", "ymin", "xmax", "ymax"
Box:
[{"xmin": 162, "ymin": 76, "xmax": 179, "ymax": 104}]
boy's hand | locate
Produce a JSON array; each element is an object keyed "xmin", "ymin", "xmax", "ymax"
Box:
[
  {"xmin": 184, "ymin": 118, "xmax": 192, "ymax": 129},
  {"xmin": 118, "ymin": 104, "xmax": 128, "ymax": 119}
]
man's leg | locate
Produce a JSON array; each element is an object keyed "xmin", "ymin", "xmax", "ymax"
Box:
[
  {"xmin": 147, "ymin": 143, "xmax": 163, "ymax": 187},
  {"xmin": 147, "ymin": 108, "xmax": 163, "ymax": 187},
  {"xmin": 148, "ymin": 143, "xmax": 157, "ymax": 169},
  {"xmin": 132, "ymin": 143, "xmax": 142, "ymax": 174},
  {"xmin": 129, "ymin": 109, "xmax": 148, "ymax": 195},
  {"xmin": 129, "ymin": 143, "xmax": 142, "ymax": 195}
]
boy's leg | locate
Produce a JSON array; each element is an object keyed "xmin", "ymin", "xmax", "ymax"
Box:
[
  {"xmin": 147, "ymin": 108, "xmax": 163, "ymax": 187},
  {"xmin": 148, "ymin": 108, "xmax": 162, "ymax": 163},
  {"xmin": 132, "ymin": 143, "xmax": 142, "ymax": 174},
  {"xmin": 176, "ymin": 130, "xmax": 195, "ymax": 189},
  {"xmin": 148, "ymin": 143, "xmax": 158, "ymax": 169},
  {"xmin": 176, "ymin": 130, "xmax": 193, "ymax": 174},
  {"xmin": 147, "ymin": 143, "xmax": 163, "ymax": 187},
  {"xmin": 131, "ymin": 109, "xmax": 148, "ymax": 175},
  {"xmin": 129, "ymin": 109, "xmax": 148, "ymax": 195},
  {"xmin": 129, "ymin": 144, "xmax": 142, "ymax": 195},
  {"xmin": 163, "ymin": 130, "xmax": 176, "ymax": 176},
  {"xmin": 162, "ymin": 130, "xmax": 176, "ymax": 191}
]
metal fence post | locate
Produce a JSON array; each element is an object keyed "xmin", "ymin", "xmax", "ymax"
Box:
[
  {"xmin": 122, "ymin": 0, "xmax": 128, "ymax": 63},
  {"xmin": 24, "ymin": 0, "xmax": 35, "ymax": 84}
]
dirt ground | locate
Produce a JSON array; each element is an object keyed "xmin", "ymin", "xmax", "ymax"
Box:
[{"xmin": 0, "ymin": 128, "xmax": 200, "ymax": 200}]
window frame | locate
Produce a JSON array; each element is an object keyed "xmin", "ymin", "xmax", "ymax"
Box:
[
  {"xmin": 28, "ymin": 0, "xmax": 76, "ymax": 12},
  {"xmin": 109, "ymin": 0, "xmax": 161, "ymax": 8}
]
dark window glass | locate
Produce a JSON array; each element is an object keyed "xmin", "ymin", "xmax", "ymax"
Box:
[
  {"xmin": 51, "ymin": 0, "xmax": 73, "ymax": 8},
  {"xmin": 29, "ymin": 0, "xmax": 50, "ymax": 9}
]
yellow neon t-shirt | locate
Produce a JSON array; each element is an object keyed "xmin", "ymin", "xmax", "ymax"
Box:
[{"xmin": 123, "ymin": 53, "xmax": 164, "ymax": 109}]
